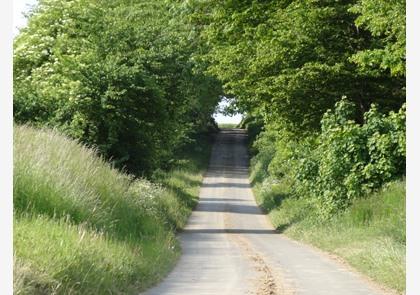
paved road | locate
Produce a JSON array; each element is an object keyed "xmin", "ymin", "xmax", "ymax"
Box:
[{"xmin": 143, "ymin": 129, "xmax": 389, "ymax": 295}]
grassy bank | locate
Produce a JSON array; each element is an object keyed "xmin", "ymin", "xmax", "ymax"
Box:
[
  {"xmin": 252, "ymin": 173, "xmax": 405, "ymax": 293},
  {"xmin": 14, "ymin": 125, "xmax": 213, "ymax": 294}
]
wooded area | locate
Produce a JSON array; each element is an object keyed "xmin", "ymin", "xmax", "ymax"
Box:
[
  {"xmin": 14, "ymin": 0, "xmax": 222, "ymax": 174},
  {"xmin": 14, "ymin": 0, "xmax": 405, "ymax": 214},
  {"xmin": 189, "ymin": 0, "xmax": 406, "ymax": 216},
  {"xmin": 13, "ymin": 0, "xmax": 406, "ymax": 293}
]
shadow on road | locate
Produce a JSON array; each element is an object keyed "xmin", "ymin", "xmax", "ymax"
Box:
[
  {"xmin": 181, "ymin": 228, "xmax": 277, "ymax": 234},
  {"xmin": 195, "ymin": 203, "xmax": 264, "ymax": 215},
  {"xmin": 202, "ymin": 182, "xmax": 250, "ymax": 188}
]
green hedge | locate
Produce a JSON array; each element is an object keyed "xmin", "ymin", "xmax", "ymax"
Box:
[{"xmin": 252, "ymin": 99, "xmax": 405, "ymax": 218}]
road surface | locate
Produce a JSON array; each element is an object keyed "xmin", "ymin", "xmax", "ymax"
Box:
[{"xmin": 143, "ymin": 129, "xmax": 389, "ymax": 295}]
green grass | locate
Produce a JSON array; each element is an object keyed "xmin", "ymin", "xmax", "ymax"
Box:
[
  {"xmin": 252, "ymin": 175, "xmax": 406, "ymax": 293},
  {"xmin": 13, "ymin": 125, "xmax": 212, "ymax": 294},
  {"xmin": 217, "ymin": 123, "xmax": 238, "ymax": 129}
]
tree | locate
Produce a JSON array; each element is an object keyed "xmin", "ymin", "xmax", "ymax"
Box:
[
  {"xmin": 190, "ymin": 0, "xmax": 405, "ymax": 135},
  {"xmin": 14, "ymin": 0, "xmax": 222, "ymax": 174},
  {"xmin": 349, "ymin": 0, "xmax": 406, "ymax": 77}
]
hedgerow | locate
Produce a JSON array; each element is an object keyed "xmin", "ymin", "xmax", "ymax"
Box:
[{"xmin": 252, "ymin": 99, "xmax": 405, "ymax": 218}]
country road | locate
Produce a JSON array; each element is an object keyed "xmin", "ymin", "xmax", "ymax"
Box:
[{"xmin": 143, "ymin": 129, "xmax": 389, "ymax": 295}]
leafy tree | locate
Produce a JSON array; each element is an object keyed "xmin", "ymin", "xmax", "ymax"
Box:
[
  {"xmin": 190, "ymin": 0, "xmax": 405, "ymax": 135},
  {"xmin": 349, "ymin": 0, "xmax": 406, "ymax": 77},
  {"xmin": 14, "ymin": 0, "xmax": 222, "ymax": 174}
]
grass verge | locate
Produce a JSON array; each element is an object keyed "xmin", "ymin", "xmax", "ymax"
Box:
[
  {"xmin": 252, "ymin": 174, "xmax": 405, "ymax": 293},
  {"xmin": 14, "ymin": 125, "xmax": 213, "ymax": 294}
]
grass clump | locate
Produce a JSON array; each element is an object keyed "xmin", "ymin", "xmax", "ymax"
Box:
[
  {"xmin": 253, "ymin": 177, "xmax": 406, "ymax": 293},
  {"xmin": 14, "ymin": 125, "xmax": 212, "ymax": 294}
]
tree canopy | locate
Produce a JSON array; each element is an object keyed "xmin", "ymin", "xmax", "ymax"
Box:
[
  {"xmin": 14, "ymin": 0, "xmax": 405, "ymax": 175},
  {"xmin": 14, "ymin": 0, "xmax": 222, "ymax": 174},
  {"xmin": 188, "ymin": 0, "xmax": 405, "ymax": 134}
]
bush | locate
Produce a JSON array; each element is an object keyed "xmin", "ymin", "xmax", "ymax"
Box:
[
  {"xmin": 249, "ymin": 130, "xmax": 277, "ymax": 184},
  {"xmin": 239, "ymin": 114, "xmax": 264, "ymax": 150},
  {"xmin": 250, "ymin": 98, "xmax": 406, "ymax": 218},
  {"xmin": 309, "ymin": 99, "xmax": 405, "ymax": 216}
]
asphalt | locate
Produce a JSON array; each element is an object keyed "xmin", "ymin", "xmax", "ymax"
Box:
[{"xmin": 143, "ymin": 129, "xmax": 389, "ymax": 295}]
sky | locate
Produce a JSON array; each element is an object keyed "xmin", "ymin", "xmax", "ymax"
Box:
[
  {"xmin": 213, "ymin": 99, "xmax": 242, "ymax": 124},
  {"xmin": 213, "ymin": 111, "xmax": 242, "ymax": 125},
  {"xmin": 13, "ymin": 0, "xmax": 242, "ymax": 125},
  {"xmin": 13, "ymin": 0, "xmax": 37, "ymax": 35}
]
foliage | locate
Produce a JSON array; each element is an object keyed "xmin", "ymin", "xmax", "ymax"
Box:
[
  {"xmin": 14, "ymin": 124, "xmax": 212, "ymax": 294},
  {"xmin": 349, "ymin": 0, "xmax": 406, "ymax": 76},
  {"xmin": 249, "ymin": 130, "xmax": 277, "ymax": 184},
  {"xmin": 312, "ymin": 100, "xmax": 405, "ymax": 216},
  {"xmin": 14, "ymin": 0, "xmax": 221, "ymax": 174},
  {"xmin": 13, "ymin": 0, "xmax": 406, "ymax": 293},
  {"xmin": 188, "ymin": 0, "xmax": 405, "ymax": 135},
  {"xmin": 239, "ymin": 114, "xmax": 264, "ymax": 149},
  {"xmin": 252, "ymin": 99, "xmax": 405, "ymax": 217}
]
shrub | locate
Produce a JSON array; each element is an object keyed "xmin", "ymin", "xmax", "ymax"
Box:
[
  {"xmin": 251, "ymin": 98, "xmax": 405, "ymax": 218},
  {"xmin": 311, "ymin": 99, "xmax": 405, "ymax": 216},
  {"xmin": 250, "ymin": 130, "xmax": 277, "ymax": 184}
]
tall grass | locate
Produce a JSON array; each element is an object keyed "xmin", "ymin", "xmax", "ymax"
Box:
[{"xmin": 14, "ymin": 125, "xmax": 212, "ymax": 294}]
